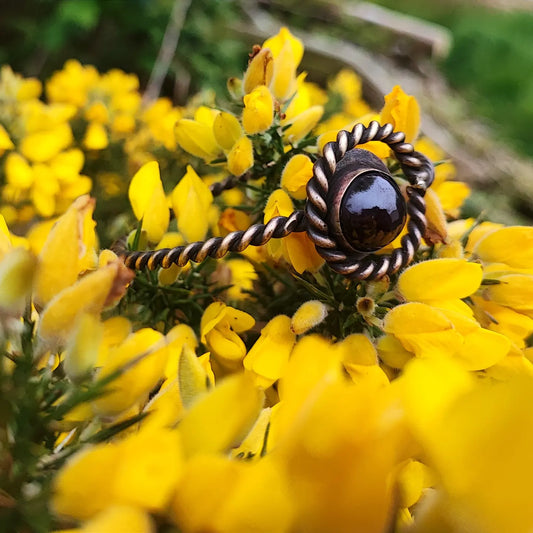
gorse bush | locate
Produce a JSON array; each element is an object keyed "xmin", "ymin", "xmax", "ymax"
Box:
[{"xmin": 1, "ymin": 27, "xmax": 533, "ymax": 533}]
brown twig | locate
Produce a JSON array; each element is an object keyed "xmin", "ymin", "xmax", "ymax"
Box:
[{"xmin": 143, "ymin": 0, "xmax": 192, "ymax": 104}]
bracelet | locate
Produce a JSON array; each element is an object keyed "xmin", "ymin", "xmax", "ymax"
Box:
[{"xmin": 117, "ymin": 120, "xmax": 434, "ymax": 280}]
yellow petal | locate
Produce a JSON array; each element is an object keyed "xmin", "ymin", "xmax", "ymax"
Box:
[
  {"xmin": 5, "ymin": 153, "xmax": 33, "ymax": 189},
  {"xmin": 200, "ymin": 301, "xmax": 229, "ymax": 340},
  {"xmin": 474, "ymin": 226, "xmax": 533, "ymax": 269},
  {"xmin": 263, "ymin": 27, "xmax": 304, "ymax": 65},
  {"xmin": 276, "ymin": 379, "xmax": 404, "ymax": 533},
  {"xmin": 0, "ymin": 124, "xmax": 14, "ymax": 151},
  {"xmin": 63, "ymin": 313, "xmax": 103, "ymax": 381},
  {"xmin": 0, "ymin": 247, "xmax": 35, "ymax": 314},
  {"xmin": 83, "ymin": 122, "xmax": 109, "ymax": 150},
  {"xmin": 283, "ymin": 105, "xmax": 323, "ymax": 144},
  {"xmin": 424, "ymin": 188, "xmax": 448, "ymax": 244},
  {"xmin": 453, "ymin": 327, "xmax": 510, "ymax": 370},
  {"xmin": 143, "ymin": 378, "xmax": 185, "ymax": 431},
  {"xmin": 264, "ymin": 188, "xmax": 294, "ymax": 220},
  {"xmin": 396, "ymin": 356, "xmax": 473, "ymax": 444},
  {"xmin": 213, "ymin": 111, "xmax": 242, "ymax": 151},
  {"xmin": 277, "ymin": 336, "xmax": 344, "ymax": 440},
  {"xmin": 52, "ymin": 443, "xmax": 120, "ymax": 520},
  {"xmin": 175, "ymin": 118, "xmax": 220, "ymax": 161},
  {"xmin": 377, "ymin": 334, "xmax": 413, "ymax": 369},
  {"xmin": 128, "ymin": 161, "xmax": 159, "ymax": 219},
  {"xmin": 84, "ymin": 101, "xmax": 109, "ymax": 124},
  {"xmin": 344, "ymin": 363, "xmax": 390, "ymax": 388},
  {"xmin": 20, "ymin": 123, "xmax": 73, "ymax": 163},
  {"xmin": 17, "ymin": 77, "xmax": 42, "ymax": 101},
  {"xmin": 96, "ymin": 315, "xmax": 132, "ymax": 366},
  {"xmin": 178, "ymin": 373, "xmax": 263, "ymax": 457},
  {"xmin": 34, "ymin": 196, "xmax": 97, "ymax": 308},
  {"xmin": 38, "ymin": 260, "xmax": 133, "ymax": 347},
  {"xmin": 92, "ymin": 328, "xmax": 167, "ymax": 416},
  {"xmin": 396, "ymin": 460, "xmax": 433, "ymax": 509},
  {"xmin": 178, "ymin": 344, "xmax": 209, "ymax": 408},
  {"xmin": 220, "ymin": 305, "xmax": 255, "ymax": 334},
  {"xmin": 417, "ymin": 374, "xmax": 533, "ymax": 533},
  {"xmin": 171, "ymin": 455, "xmax": 245, "ymax": 531},
  {"xmin": 231, "ymin": 407, "xmax": 272, "ymax": 460},
  {"xmin": 283, "ymin": 232, "xmax": 325, "ymax": 274},
  {"xmin": 242, "ymin": 85, "xmax": 274, "ymax": 134},
  {"xmin": 338, "ymin": 333, "xmax": 378, "ymax": 365},
  {"xmin": 128, "ymin": 161, "xmax": 169, "ymax": 242},
  {"xmin": 81, "ymin": 506, "xmax": 155, "ymax": 533},
  {"xmin": 216, "ymin": 458, "xmax": 294, "ymax": 533},
  {"xmin": 291, "ymin": 300, "xmax": 328, "ymax": 335},
  {"xmin": 398, "ymin": 259, "xmax": 483, "ymax": 302},
  {"xmin": 171, "ymin": 165, "xmax": 213, "ymax": 242},
  {"xmin": 205, "ymin": 325, "xmax": 247, "ymax": 368},
  {"xmin": 380, "ymin": 85, "xmax": 420, "ymax": 144},
  {"xmin": 164, "ymin": 323, "xmax": 198, "ymax": 379},
  {"xmin": 472, "ymin": 295, "xmax": 533, "ymax": 348},
  {"xmin": 485, "ymin": 273, "xmax": 533, "ymax": 312},
  {"xmin": 227, "ymin": 135, "xmax": 254, "ymax": 176},
  {"xmin": 50, "ymin": 148, "xmax": 84, "ymax": 180},
  {"xmin": 113, "ymin": 428, "xmax": 183, "ymax": 512},
  {"xmin": 384, "ymin": 302, "xmax": 462, "ymax": 358},
  {"xmin": 244, "ymin": 315, "xmax": 296, "ymax": 388},
  {"xmin": 243, "ymin": 47, "xmax": 274, "ymax": 94},
  {"xmin": 436, "ymin": 180, "xmax": 470, "ymax": 215},
  {"xmin": 269, "ymin": 40, "xmax": 299, "ymax": 101},
  {"xmin": 226, "ymin": 258, "xmax": 257, "ymax": 299},
  {"xmin": 280, "ymin": 153, "xmax": 314, "ymax": 200}
]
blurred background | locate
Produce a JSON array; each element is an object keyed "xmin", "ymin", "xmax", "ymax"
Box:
[{"xmin": 1, "ymin": 0, "xmax": 533, "ymax": 223}]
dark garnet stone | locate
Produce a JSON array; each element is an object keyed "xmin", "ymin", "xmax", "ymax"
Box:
[{"xmin": 339, "ymin": 171, "xmax": 407, "ymax": 252}]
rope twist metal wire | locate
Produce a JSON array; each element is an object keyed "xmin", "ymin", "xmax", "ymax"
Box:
[
  {"xmin": 120, "ymin": 211, "xmax": 307, "ymax": 271},
  {"xmin": 116, "ymin": 121, "xmax": 434, "ymax": 280}
]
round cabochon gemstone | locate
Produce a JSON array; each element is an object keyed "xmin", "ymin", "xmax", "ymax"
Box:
[{"xmin": 339, "ymin": 171, "xmax": 407, "ymax": 252}]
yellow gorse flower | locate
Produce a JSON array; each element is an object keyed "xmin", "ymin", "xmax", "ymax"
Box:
[
  {"xmin": 128, "ymin": 160, "xmax": 169, "ymax": 243},
  {"xmin": 242, "ymin": 85, "xmax": 274, "ymax": 134},
  {"xmin": 2, "ymin": 27, "xmax": 533, "ymax": 533},
  {"xmin": 380, "ymin": 84, "xmax": 420, "ymax": 144},
  {"xmin": 264, "ymin": 189, "xmax": 324, "ymax": 274},
  {"xmin": 175, "ymin": 106, "xmax": 221, "ymax": 161},
  {"xmin": 171, "ymin": 165, "xmax": 213, "ymax": 243}
]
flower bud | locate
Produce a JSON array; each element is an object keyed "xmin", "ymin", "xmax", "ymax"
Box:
[
  {"xmin": 227, "ymin": 136, "xmax": 254, "ymax": 176},
  {"xmin": 243, "ymin": 47, "xmax": 274, "ymax": 94},
  {"xmin": 242, "ymin": 86, "xmax": 274, "ymax": 134},
  {"xmin": 291, "ymin": 300, "xmax": 328, "ymax": 335},
  {"xmin": 84, "ymin": 122, "xmax": 109, "ymax": 150},
  {"xmin": 227, "ymin": 77, "xmax": 242, "ymax": 99}
]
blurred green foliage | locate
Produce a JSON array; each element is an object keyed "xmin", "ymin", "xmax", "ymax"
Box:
[
  {"xmin": 2, "ymin": 0, "xmax": 533, "ymax": 157},
  {"xmin": 0, "ymin": 0, "xmax": 247, "ymax": 102},
  {"xmin": 374, "ymin": 0, "xmax": 533, "ymax": 158},
  {"xmin": 443, "ymin": 11, "xmax": 533, "ymax": 158}
]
